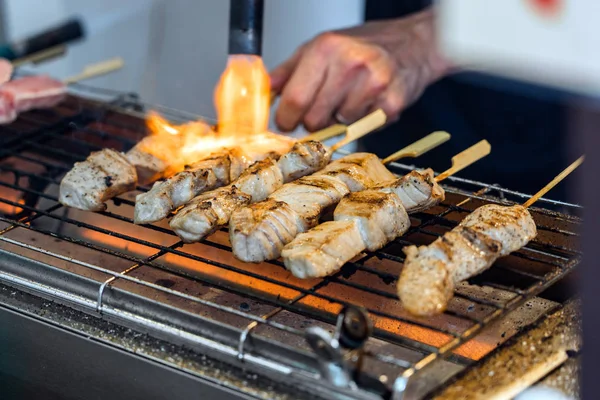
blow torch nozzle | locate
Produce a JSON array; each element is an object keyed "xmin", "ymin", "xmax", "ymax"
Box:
[{"xmin": 228, "ymin": 0, "xmax": 264, "ymax": 56}]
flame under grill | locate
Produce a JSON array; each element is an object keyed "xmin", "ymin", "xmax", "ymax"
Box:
[{"xmin": 0, "ymin": 86, "xmax": 582, "ymax": 399}]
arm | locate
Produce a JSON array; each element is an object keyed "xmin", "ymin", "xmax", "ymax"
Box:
[{"xmin": 270, "ymin": 7, "xmax": 453, "ymax": 132}]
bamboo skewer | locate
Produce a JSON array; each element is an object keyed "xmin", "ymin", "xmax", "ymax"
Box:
[
  {"xmin": 382, "ymin": 131, "xmax": 451, "ymax": 164},
  {"xmin": 301, "ymin": 123, "xmax": 347, "ymax": 143},
  {"xmin": 330, "ymin": 109, "xmax": 387, "ymax": 152},
  {"xmin": 523, "ymin": 156, "xmax": 584, "ymax": 208},
  {"xmin": 301, "ymin": 109, "xmax": 387, "ymax": 148},
  {"xmin": 435, "ymin": 140, "xmax": 492, "ymax": 182},
  {"xmin": 303, "ymin": 116, "xmax": 449, "ymax": 164},
  {"xmin": 12, "ymin": 45, "xmax": 67, "ymax": 67},
  {"xmin": 62, "ymin": 57, "xmax": 125, "ymax": 84}
]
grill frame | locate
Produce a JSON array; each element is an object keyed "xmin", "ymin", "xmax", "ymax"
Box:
[{"xmin": 0, "ymin": 86, "xmax": 582, "ymax": 399}]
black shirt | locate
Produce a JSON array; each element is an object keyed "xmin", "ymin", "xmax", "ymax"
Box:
[{"xmin": 361, "ymin": 1, "xmax": 569, "ymax": 201}]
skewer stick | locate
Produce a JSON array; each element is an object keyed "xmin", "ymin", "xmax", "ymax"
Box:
[
  {"xmin": 435, "ymin": 140, "xmax": 491, "ymax": 182},
  {"xmin": 330, "ymin": 109, "xmax": 387, "ymax": 152},
  {"xmin": 382, "ymin": 131, "xmax": 451, "ymax": 164},
  {"xmin": 62, "ymin": 57, "xmax": 125, "ymax": 84},
  {"xmin": 301, "ymin": 123, "xmax": 347, "ymax": 143},
  {"xmin": 301, "ymin": 109, "xmax": 387, "ymax": 148},
  {"xmin": 12, "ymin": 45, "xmax": 67, "ymax": 67},
  {"xmin": 522, "ymin": 155, "xmax": 584, "ymax": 208}
]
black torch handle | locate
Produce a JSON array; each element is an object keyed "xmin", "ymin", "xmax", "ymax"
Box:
[
  {"xmin": 229, "ymin": 0, "xmax": 264, "ymax": 55},
  {"xmin": 13, "ymin": 19, "xmax": 84, "ymax": 59}
]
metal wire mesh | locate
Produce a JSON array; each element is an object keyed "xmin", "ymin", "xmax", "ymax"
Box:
[{"xmin": 0, "ymin": 87, "xmax": 582, "ymax": 398}]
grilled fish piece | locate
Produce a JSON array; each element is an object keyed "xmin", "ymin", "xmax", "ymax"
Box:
[
  {"xmin": 334, "ymin": 190, "xmax": 410, "ymax": 251},
  {"xmin": 230, "ymin": 175, "xmax": 349, "ymax": 262},
  {"xmin": 281, "ymin": 220, "xmax": 365, "ymax": 279},
  {"xmin": 332, "ymin": 152, "xmax": 395, "ymax": 182},
  {"xmin": 59, "ymin": 149, "xmax": 137, "ymax": 212},
  {"xmin": 233, "ymin": 157, "xmax": 285, "ymax": 203},
  {"xmin": 281, "ymin": 191, "xmax": 411, "ymax": 279},
  {"xmin": 373, "ymin": 168, "xmax": 444, "ymax": 213},
  {"xmin": 169, "ymin": 142, "xmax": 331, "ymax": 243},
  {"xmin": 133, "ymin": 149, "xmax": 247, "ymax": 224},
  {"xmin": 277, "ymin": 140, "xmax": 331, "ymax": 183},
  {"xmin": 125, "ymin": 146, "xmax": 168, "ymax": 186},
  {"xmin": 125, "ymin": 135, "xmax": 183, "ymax": 186},
  {"xmin": 230, "ymin": 155, "xmax": 396, "ymax": 263},
  {"xmin": 170, "ymin": 186, "xmax": 252, "ymax": 242},
  {"xmin": 170, "ymin": 158, "xmax": 283, "ymax": 243},
  {"xmin": 269, "ymin": 175, "xmax": 350, "ymax": 230},
  {"xmin": 398, "ymin": 204, "xmax": 537, "ymax": 317},
  {"xmin": 316, "ymin": 153, "xmax": 394, "ymax": 191},
  {"xmin": 230, "ymin": 199, "xmax": 304, "ymax": 262},
  {"xmin": 280, "ymin": 170, "xmax": 443, "ymax": 279}
]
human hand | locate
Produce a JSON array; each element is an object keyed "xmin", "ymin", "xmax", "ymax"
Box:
[{"xmin": 270, "ymin": 8, "xmax": 452, "ymax": 132}]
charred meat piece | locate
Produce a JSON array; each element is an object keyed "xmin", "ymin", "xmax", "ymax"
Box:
[
  {"xmin": 316, "ymin": 152, "xmax": 394, "ymax": 191},
  {"xmin": 230, "ymin": 199, "xmax": 304, "ymax": 262},
  {"xmin": 233, "ymin": 157, "xmax": 285, "ymax": 203},
  {"xmin": 280, "ymin": 171, "xmax": 444, "ymax": 279},
  {"xmin": 59, "ymin": 149, "xmax": 137, "ymax": 211},
  {"xmin": 170, "ymin": 186, "xmax": 252, "ymax": 242},
  {"xmin": 134, "ymin": 148, "xmax": 248, "ymax": 224},
  {"xmin": 373, "ymin": 168, "xmax": 444, "ymax": 213},
  {"xmin": 124, "ymin": 146, "xmax": 169, "ymax": 187},
  {"xmin": 281, "ymin": 190, "xmax": 411, "ymax": 279},
  {"xmin": 230, "ymin": 155, "xmax": 395, "ymax": 263},
  {"xmin": 269, "ymin": 175, "xmax": 350, "ymax": 231},
  {"xmin": 277, "ymin": 140, "xmax": 331, "ymax": 183},
  {"xmin": 281, "ymin": 220, "xmax": 365, "ymax": 279},
  {"xmin": 168, "ymin": 162, "xmax": 281, "ymax": 243},
  {"xmin": 124, "ymin": 134, "xmax": 187, "ymax": 186},
  {"xmin": 169, "ymin": 142, "xmax": 331, "ymax": 243},
  {"xmin": 230, "ymin": 175, "xmax": 349, "ymax": 262},
  {"xmin": 334, "ymin": 190, "xmax": 410, "ymax": 251},
  {"xmin": 398, "ymin": 204, "xmax": 537, "ymax": 317}
]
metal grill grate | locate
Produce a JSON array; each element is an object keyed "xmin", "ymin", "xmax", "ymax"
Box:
[{"xmin": 0, "ymin": 87, "xmax": 582, "ymax": 399}]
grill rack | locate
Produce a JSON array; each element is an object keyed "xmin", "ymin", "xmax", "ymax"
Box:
[{"xmin": 0, "ymin": 86, "xmax": 582, "ymax": 399}]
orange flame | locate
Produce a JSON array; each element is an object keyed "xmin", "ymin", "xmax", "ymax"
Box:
[
  {"xmin": 139, "ymin": 54, "xmax": 287, "ymax": 177},
  {"xmin": 143, "ymin": 112, "xmax": 235, "ymax": 169},
  {"xmin": 214, "ymin": 55, "xmax": 270, "ymax": 136}
]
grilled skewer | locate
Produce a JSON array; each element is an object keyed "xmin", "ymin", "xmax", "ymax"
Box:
[
  {"xmin": 280, "ymin": 141, "xmax": 489, "ymax": 279},
  {"xmin": 136, "ymin": 109, "xmax": 386, "ymax": 224},
  {"xmin": 169, "ymin": 112, "xmax": 394, "ymax": 241},
  {"xmin": 229, "ymin": 133, "xmax": 453, "ymax": 263},
  {"xmin": 59, "ymin": 107, "xmax": 362, "ymax": 213},
  {"xmin": 133, "ymin": 147, "xmax": 253, "ymax": 224},
  {"xmin": 283, "ymin": 190, "xmax": 411, "ymax": 279},
  {"xmin": 398, "ymin": 156, "xmax": 584, "ymax": 317},
  {"xmin": 59, "ymin": 149, "xmax": 137, "ymax": 211}
]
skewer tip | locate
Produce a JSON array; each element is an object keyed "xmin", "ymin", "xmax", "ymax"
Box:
[{"xmin": 523, "ymin": 155, "xmax": 584, "ymax": 208}]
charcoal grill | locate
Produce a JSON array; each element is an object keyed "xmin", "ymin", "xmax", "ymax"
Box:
[{"xmin": 0, "ymin": 85, "xmax": 582, "ymax": 400}]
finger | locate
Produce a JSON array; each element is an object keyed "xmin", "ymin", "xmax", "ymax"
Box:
[
  {"xmin": 336, "ymin": 56, "xmax": 392, "ymax": 122},
  {"xmin": 269, "ymin": 45, "xmax": 305, "ymax": 93},
  {"xmin": 334, "ymin": 72, "xmax": 376, "ymax": 124},
  {"xmin": 275, "ymin": 50, "xmax": 328, "ymax": 132},
  {"xmin": 302, "ymin": 65, "xmax": 357, "ymax": 131},
  {"xmin": 371, "ymin": 77, "xmax": 406, "ymax": 123}
]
